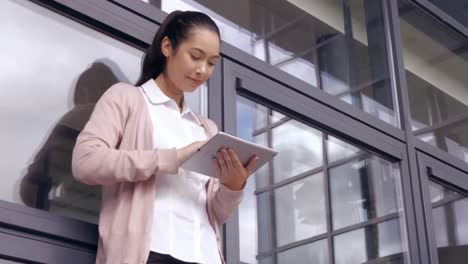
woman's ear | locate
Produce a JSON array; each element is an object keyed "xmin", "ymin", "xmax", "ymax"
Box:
[{"xmin": 161, "ymin": 36, "xmax": 172, "ymax": 58}]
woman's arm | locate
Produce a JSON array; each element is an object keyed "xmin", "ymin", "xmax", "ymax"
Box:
[
  {"xmin": 71, "ymin": 83, "xmax": 179, "ymax": 186},
  {"xmin": 211, "ymin": 179, "xmax": 244, "ymax": 225},
  {"xmin": 202, "ymin": 118, "xmax": 257, "ymax": 225}
]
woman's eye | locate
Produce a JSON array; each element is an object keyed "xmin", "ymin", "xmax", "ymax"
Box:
[{"xmin": 191, "ymin": 54, "xmax": 201, "ymax": 60}]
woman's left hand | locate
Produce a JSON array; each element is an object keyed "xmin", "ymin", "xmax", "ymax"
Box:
[{"xmin": 212, "ymin": 148, "xmax": 258, "ymax": 191}]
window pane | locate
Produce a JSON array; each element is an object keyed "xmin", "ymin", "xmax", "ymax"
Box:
[
  {"xmin": 334, "ymin": 219, "xmax": 406, "ymax": 264},
  {"xmin": 0, "ymin": 0, "xmax": 206, "ymax": 223},
  {"xmin": 429, "ymin": 181, "xmax": 468, "ymax": 263},
  {"xmin": 274, "ymin": 172, "xmax": 326, "ymax": 246},
  {"xmin": 237, "ymin": 97, "xmax": 274, "ymax": 263},
  {"xmin": 427, "ymin": 0, "xmax": 468, "ymax": 28},
  {"xmin": 398, "ymin": 0, "xmax": 468, "ymax": 163},
  {"xmin": 277, "ymin": 239, "xmax": 329, "ymax": 264},
  {"xmin": 327, "ymin": 135, "xmax": 362, "ymax": 163},
  {"xmin": 237, "ymin": 96, "xmax": 270, "ymax": 190},
  {"xmin": 330, "ymin": 154, "xmax": 401, "ymax": 230},
  {"xmin": 147, "ymin": 0, "xmax": 399, "ymax": 126},
  {"xmin": 236, "ymin": 96, "xmax": 324, "ymax": 262},
  {"xmin": 272, "ymin": 120, "xmax": 323, "ymax": 183},
  {"xmin": 0, "ymin": 260, "xmax": 25, "ymax": 264},
  {"xmin": 236, "ymin": 96, "xmax": 408, "ymax": 263},
  {"xmin": 0, "ymin": 0, "xmax": 143, "ymax": 223}
]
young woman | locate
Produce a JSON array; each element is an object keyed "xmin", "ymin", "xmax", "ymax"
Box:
[{"xmin": 72, "ymin": 10, "xmax": 257, "ymax": 264}]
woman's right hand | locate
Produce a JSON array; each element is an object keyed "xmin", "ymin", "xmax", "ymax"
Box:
[{"xmin": 176, "ymin": 141, "xmax": 206, "ymax": 165}]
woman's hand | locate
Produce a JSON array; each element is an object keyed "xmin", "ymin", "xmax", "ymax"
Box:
[
  {"xmin": 176, "ymin": 141, "xmax": 206, "ymax": 165},
  {"xmin": 212, "ymin": 148, "xmax": 258, "ymax": 191}
]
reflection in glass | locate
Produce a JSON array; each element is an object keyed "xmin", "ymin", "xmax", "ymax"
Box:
[
  {"xmin": 0, "ymin": 0, "xmax": 148, "ymax": 223},
  {"xmin": 236, "ymin": 95, "xmax": 407, "ymax": 263},
  {"xmin": 427, "ymin": 0, "xmax": 468, "ymax": 28},
  {"xmin": 236, "ymin": 97, "xmax": 273, "ymax": 263},
  {"xmin": 334, "ymin": 219, "xmax": 405, "ymax": 264},
  {"xmin": 330, "ymin": 156, "xmax": 401, "ymax": 230},
  {"xmin": 148, "ymin": 0, "xmax": 399, "ymax": 126},
  {"xmin": 272, "ymin": 120, "xmax": 322, "ymax": 182},
  {"xmin": 275, "ymin": 173, "xmax": 326, "ymax": 246},
  {"xmin": 429, "ymin": 181, "xmax": 468, "ymax": 263},
  {"xmin": 277, "ymin": 239, "xmax": 328, "ymax": 264},
  {"xmin": 399, "ymin": 0, "xmax": 468, "ymax": 163},
  {"xmin": 0, "ymin": 260, "xmax": 25, "ymax": 264},
  {"xmin": 327, "ymin": 135, "xmax": 362, "ymax": 163},
  {"xmin": 236, "ymin": 96, "xmax": 270, "ymax": 191}
]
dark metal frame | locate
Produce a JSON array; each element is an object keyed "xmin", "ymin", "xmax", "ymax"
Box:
[
  {"xmin": 221, "ymin": 58, "xmax": 412, "ymax": 263},
  {"xmin": 1, "ymin": 0, "xmax": 466, "ymax": 263},
  {"xmin": 417, "ymin": 152, "xmax": 468, "ymax": 264}
]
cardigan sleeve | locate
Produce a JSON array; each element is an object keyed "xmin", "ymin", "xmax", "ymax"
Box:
[
  {"xmin": 71, "ymin": 83, "xmax": 179, "ymax": 186},
  {"xmin": 203, "ymin": 118, "xmax": 244, "ymax": 224}
]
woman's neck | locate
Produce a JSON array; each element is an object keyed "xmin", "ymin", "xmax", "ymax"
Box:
[{"xmin": 154, "ymin": 74, "xmax": 184, "ymax": 112}]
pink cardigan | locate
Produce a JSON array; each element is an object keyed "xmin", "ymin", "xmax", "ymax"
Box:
[{"xmin": 72, "ymin": 82, "xmax": 243, "ymax": 264}]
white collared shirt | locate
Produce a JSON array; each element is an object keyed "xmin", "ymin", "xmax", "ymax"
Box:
[{"xmin": 140, "ymin": 79, "xmax": 221, "ymax": 264}]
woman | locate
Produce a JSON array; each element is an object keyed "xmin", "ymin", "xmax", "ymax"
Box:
[{"xmin": 72, "ymin": 10, "xmax": 257, "ymax": 264}]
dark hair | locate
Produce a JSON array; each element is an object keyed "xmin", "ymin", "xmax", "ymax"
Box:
[{"xmin": 135, "ymin": 11, "xmax": 220, "ymax": 86}]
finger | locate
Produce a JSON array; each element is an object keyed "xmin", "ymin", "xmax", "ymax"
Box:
[
  {"xmin": 228, "ymin": 149, "xmax": 243, "ymax": 170},
  {"xmin": 216, "ymin": 151, "xmax": 227, "ymax": 172},
  {"xmin": 245, "ymin": 156, "xmax": 258, "ymax": 175},
  {"xmin": 221, "ymin": 148, "xmax": 234, "ymax": 169},
  {"xmin": 212, "ymin": 158, "xmax": 222, "ymax": 178}
]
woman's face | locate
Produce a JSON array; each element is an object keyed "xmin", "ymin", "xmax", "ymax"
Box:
[{"xmin": 163, "ymin": 28, "xmax": 220, "ymax": 93}]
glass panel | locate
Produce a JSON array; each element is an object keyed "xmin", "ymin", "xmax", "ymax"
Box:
[
  {"xmin": 0, "ymin": 260, "xmax": 25, "ymax": 264},
  {"xmin": 145, "ymin": 0, "xmax": 399, "ymax": 126},
  {"xmin": 327, "ymin": 135, "xmax": 362, "ymax": 163},
  {"xmin": 398, "ymin": 0, "xmax": 468, "ymax": 163},
  {"xmin": 272, "ymin": 120, "xmax": 323, "ymax": 183},
  {"xmin": 277, "ymin": 239, "xmax": 329, "ymax": 264},
  {"xmin": 427, "ymin": 0, "xmax": 468, "ymax": 28},
  {"xmin": 329, "ymin": 152, "xmax": 401, "ymax": 230},
  {"xmin": 0, "ymin": 0, "xmax": 203, "ymax": 223},
  {"xmin": 0, "ymin": 0, "xmax": 143, "ymax": 223},
  {"xmin": 274, "ymin": 172, "xmax": 326, "ymax": 246},
  {"xmin": 237, "ymin": 96, "xmax": 325, "ymax": 262},
  {"xmin": 236, "ymin": 98, "xmax": 407, "ymax": 263},
  {"xmin": 429, "ymin": 181, "xmax": 468, "ymax": 263},
  {"xmin": 334, "ymin": 219, "xmax": 406, "ymax": 264},
  {"xmin": 237, "ymin": 97, "xmax": 273, "ymax": 263},
  {"xmin": 237, "ymin": 96, "xmax": 270, "ymax": 190}
]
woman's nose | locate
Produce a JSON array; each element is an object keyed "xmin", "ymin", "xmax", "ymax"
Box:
[{"xmin": 196, "ymin": 62, "xmax": 207, "ymax": 75}]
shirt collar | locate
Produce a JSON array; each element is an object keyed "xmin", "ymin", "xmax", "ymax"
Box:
[{"xmin": 140, "ymin": 79, "xmax": 203, "ymax": 126}]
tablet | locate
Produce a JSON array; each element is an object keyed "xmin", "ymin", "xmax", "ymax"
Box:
[{"xmin": 180, "ymin": 132, "xmax": 278, "ymax": 177}]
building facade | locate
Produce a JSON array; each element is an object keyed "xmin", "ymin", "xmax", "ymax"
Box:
[{"xmin": 1, "ymin": 0, "xmax": 467, "ymax": 263}]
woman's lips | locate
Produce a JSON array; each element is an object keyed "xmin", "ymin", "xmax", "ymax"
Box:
[{"xmin": 188, "ymin": 77, "xmax": 202, "ymax": 86}]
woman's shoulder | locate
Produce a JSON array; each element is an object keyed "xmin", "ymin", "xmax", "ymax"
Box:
[
  {"xmin": 105, "ymin": 82, "xmax": 141, "ymax": 97},
  {"xmin": 100, "ymin": 82, "xmax": 143, "ymax": 104}
]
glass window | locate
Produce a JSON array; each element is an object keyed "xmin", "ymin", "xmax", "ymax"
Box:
[
  {"xmin": 428, "ymin": 0, "xmax": 468, "ymax": 28},
  {"xmin": 277, "ymin": 239, "xmax": 329, "ymax": 264},
  {"xmin": 143, "ymin": 0, "xmax": 399, "ymax": 127},
  {"xmin": 398, "ymin": 0, "xmax": 468, "ymax": 163},
  {"xmin": 236, "ymin": 96, "xmax": 408, "ymax": 263},
  {"xmin": 429, "ymin": 181, "xmax": 468, "ymax": 263},
  {"xmin": 274, "ymin": 172, "xmax": 326, "ymax": 246},
  {"xmin": 0, "ymin": 0, "xmax": 206, "ymax": 223},
  {"xmin": 334, "ymin": 219, "xmax": 406, "ymax": 264},
  {"xmin": 0, "ymin": 260, "xmax": 25, "ymax": 264},
  {"xmin": 329, "ymin": 152, "xmax": 401, "ymax": 230},
  {"xmin": 271, "ymin": 120, "xmax": 323, "ymax": 183}
]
